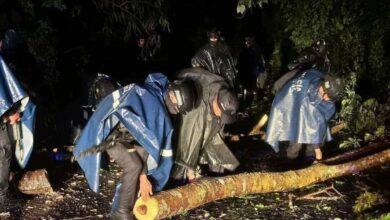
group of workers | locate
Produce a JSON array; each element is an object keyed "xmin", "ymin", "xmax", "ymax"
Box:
[{"xmin": 0, "ymin": 28, "xmax": 343, "ymax": 219}]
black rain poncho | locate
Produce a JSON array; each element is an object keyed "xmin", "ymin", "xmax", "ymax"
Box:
[
  {"xmin": 191, "ymin": 42, "xmax": 238, "ymax": 88},
  {"xmin": 171, "ymin": 68, "xmax": 239, "ymax": 180}
]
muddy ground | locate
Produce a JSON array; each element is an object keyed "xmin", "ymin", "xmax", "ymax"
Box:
[{"xmin": 1, "ymin": 105, "xmax": 389, "ymax": 220}]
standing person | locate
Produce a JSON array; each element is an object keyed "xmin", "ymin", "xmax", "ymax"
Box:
[
  {"xmin": 266, "ymin": 69, "xmax": 343, "ymax": 162},
  {"xmin": 287, "ymin": 39, "xmax": 330, "ymax": 73},
  {"xmin": 171, "ymin": 67, "xmax": 240, "ymax": 182},
  {"xmin": 135, "ymin": 31, "xmax": 161, "ymax": 62},
  {"xmin": 191, "ymin": 29, "xmax": 238, "ymax": 89},
  {"xmin": 0, "ymin": 30, "xmax": 36, "ymax": 209},
  {"xmin": 273, "ymin": 39, "xmax": 330, "ymax": 94},
  {"xmin": 74, "ymin": 73, "xmax": 197, "ymax": 220},
  {"xmin": 238, "ymin": 36, "xmax": 267, "ymax": 105}
]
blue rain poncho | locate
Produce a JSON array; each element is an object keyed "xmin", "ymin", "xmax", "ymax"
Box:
[
  {"xmin": 0, "ymin": 55, "xmax": 36, "ymax": 168},
  {"xmin": 266, "ymin": 69, "xmax": 335, "ymax": 152},
  {"xmin": 74, "ymin": 73, "xmax": 173, "ymax": 192}
]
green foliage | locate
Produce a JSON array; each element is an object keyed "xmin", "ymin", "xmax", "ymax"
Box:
[
  {"xmin": 41, "ymin": 0, "xmax": 67, "ymax": 11},
  {"xmin": 1, "ymin": 0, "xmax": 171, "ymax": 91},
  {"xmin": 353, "ymin": 191, "xmax": 385, "ymax": 214},
  {"xmin": 339, "ymin": 73, "xmax": 360, "ymax": 129},
  {"xmin": 269, "ymin": 42, "xmax": 282, "ymax": 73},
  {"xmin": 236, "ymin": 0, "xmax": 268, "ymax": 15},
  {"xmin": 26, "ymin": 20, "xmax": 59, "ymax": 83},
  {"xmin": 379, "ymin": 213, "xmax": 390, "ymax": 220},
  {"xmin": 18, "ymin": 0, "xmax": 60, "ymax": 85},
  {"xmin": 94, "ymin": 0, "xmax": 170, "ymax": 39},
  {"xmin": 338, "ymin": 73, "xmax": 388, "ymax": 148},
  {"xmin": 339, "ymin": 137, "xmax": 361, "ymax": 149},
  {"xmin": 254, "ymin": 202, "xmax": 269, "ymax": 210}
]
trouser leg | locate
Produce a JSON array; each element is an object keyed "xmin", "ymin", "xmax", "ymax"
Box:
[
  {"xmin": 107, "ymin": 143, "xmax": 142, "ymax": 220},
  {"xmin": 0, "ymin": 143, "xmax": 11, "ymax": 204},
  {"xmin": 286, "ymin": 142, "xmax": 303, "ymax": 159}
]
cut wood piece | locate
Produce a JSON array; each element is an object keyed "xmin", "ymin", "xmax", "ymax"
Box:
[
  {"xmin": 331, "ymin": 122, "xmax": 345, "ymax": 135},
  {"xmin": 248, "ymin": 114, "xmax": 268, "ymax": 136},
  {"xmin": 18, "ymin": 169, "xmax": 54, "ymax": 195},
  {"xmin": 134, "ymin": 148, "xmax": 390, "ymax": 219}
]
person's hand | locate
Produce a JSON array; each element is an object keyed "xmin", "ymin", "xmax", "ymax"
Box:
[
  {"xmin": 139, "ymin": 174, "xmax": 153, "ymax": 201},
  {"xmin": 8, "ymin": 112, "xmax": 21, "ymax": 125}
]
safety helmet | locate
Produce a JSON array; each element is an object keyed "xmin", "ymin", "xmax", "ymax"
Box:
[
  {"xmin": 322, "ymin": 74, "xmax": 344, "ymax": 101},
  {"xmin": 88, "ymin": 73, "xmax": 120, "ymax": 107},
  {"xmin": 167, "ymin": 80, "xmax": 198, "ymax": 114}
]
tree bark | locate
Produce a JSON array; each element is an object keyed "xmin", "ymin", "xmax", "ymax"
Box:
[
  {"xmin": 134, "ymin": 148, "xmax": 390, "ymax": 219},
  {"xmin": 324, "ymin": 140, "xmax": 389, "ymax": 164}
]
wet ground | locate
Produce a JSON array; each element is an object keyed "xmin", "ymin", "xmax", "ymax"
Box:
[
  {"xmin": 1, "ymin": 103, "xmax": 389, "ymax": 220},
  {"xmin": 2, "ymin": 137, "xmax": 389, "ymax": 220}
]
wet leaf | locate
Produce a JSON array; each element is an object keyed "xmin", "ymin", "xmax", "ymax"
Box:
[
  {"xmin": 236, "ymin": 4, "xmax": 246, "ymax": 14},
  {"xmin": 254, "ymin": 203, "xmax": 269, "ymax": 210}
]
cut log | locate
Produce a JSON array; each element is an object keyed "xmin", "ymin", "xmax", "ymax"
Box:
[
  {"xmin": 18, "ymin": 169, "xmax": 54, "ymax": 195},
  {"xmin": 248, "ymin": 114, "xmax": 268, "ymax": 136},
  {"xmin": 134, "ymin": 148, "xmax": 390, "ymax": 219},
  {"xmin": 330, "ymin": 122, "xmax": 345, "ymax": 135}
]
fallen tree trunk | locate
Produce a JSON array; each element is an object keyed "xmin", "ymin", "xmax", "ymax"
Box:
[
  {"xmin": 134, "ymin": 148, "xmax": 390, "ymax": 219},
  {"xmin": 324, "ymin": 139, "xmax": 389, "ymax": 164}
]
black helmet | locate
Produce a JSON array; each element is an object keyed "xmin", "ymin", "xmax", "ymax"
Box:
[
  {"xmin": 167, "ymin": 80, "xmax": 198, "ymax": 114},
  {"xmin": 88, "ymin": 73, "xmax": 120, "ymax": 107},
  {"xmin": 322, "ymin": 74, "xmax": 344, "ymax": 101}
]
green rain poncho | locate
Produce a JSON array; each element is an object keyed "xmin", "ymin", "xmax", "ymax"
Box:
[{"xmin": 171, "ymin": 67, "xmax": 239, "ymax": 180}]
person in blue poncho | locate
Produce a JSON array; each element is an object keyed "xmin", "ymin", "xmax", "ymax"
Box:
[
  {"xmin": 266, "ymin": 69, "xmax": 343, "ymax": 162},
  {"xmin": 74, "ymin": 73, "xmax": 197, "ymax": 220},
  {"xmin": 0, "ymin": 30, "xmax": 36, "ymax": 209}
]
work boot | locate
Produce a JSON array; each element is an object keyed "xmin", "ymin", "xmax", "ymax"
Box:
[{"xmin": 110, "ymin": 209, "xmax": 134, "ymax": 220}]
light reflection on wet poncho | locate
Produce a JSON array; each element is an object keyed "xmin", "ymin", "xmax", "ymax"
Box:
[{"xmin": 266, "ymin": 69, "xmax": 335, "ymax": 152}]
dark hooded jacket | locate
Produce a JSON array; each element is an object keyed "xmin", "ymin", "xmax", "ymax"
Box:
[
  {"xmin": 191, "ymin": 42, "xmax": 237, "ymax": 88},
  {"xmin": 171, "ymin": 68, "xmax": 239, "ymax": 179}
]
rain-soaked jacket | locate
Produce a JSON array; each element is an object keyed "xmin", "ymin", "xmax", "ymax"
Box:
[
  {"xmin": 191, "ymin": 42, "xmax": 238, "ymax": 88},
  {"xmin": 266, "ymin": 69, "xmax": 335, "ymax": 152},
  {"xmin": 0, "ymin": 55, "xmax": 36, "ymax": 168},
  {"xmin": 170, "ymin": 67, "xmax": 239, "ymax": 179},
  {"xmin": 74, "ymin": 73, "xmax": 173, "ymax": 192}
]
